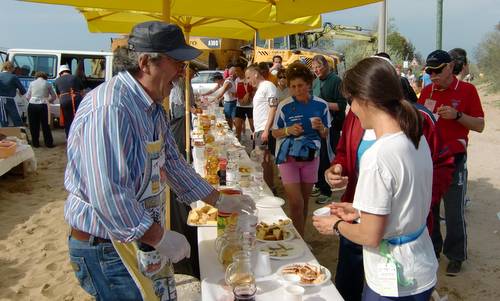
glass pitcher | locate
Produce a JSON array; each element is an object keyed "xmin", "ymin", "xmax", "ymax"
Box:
[
  {"xmin": 218, "ymin": 234, "xmax": 242, "ymax": 267},
  {"xmin": 225, "ymin": 250, "xmax": 255, "ymax": 287}
]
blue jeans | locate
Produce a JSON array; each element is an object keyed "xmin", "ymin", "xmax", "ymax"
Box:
[
  {"xmin": 362, "ymin": 284, "xmax": 434, "ymax": 301},
  {"xmin": 223, "ymin": 100, "xmax": 237, "ymax": 119},
  {"xmin": 68, "ymin": 236, "xmax": 143, "ymax": 301},
  {"xmin": 0, "ymin": 98, "xmax": 23, "ymax": 126}
]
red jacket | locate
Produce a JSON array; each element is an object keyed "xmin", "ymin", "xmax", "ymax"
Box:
[{"xmin": 332, "ymin": 107, "xmax": 455, "ymax": 232}]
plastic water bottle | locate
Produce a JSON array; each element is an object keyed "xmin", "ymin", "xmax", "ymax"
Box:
[{"xmin": 237, "ymin": 214, "xmax": 258, "ymax": 252}]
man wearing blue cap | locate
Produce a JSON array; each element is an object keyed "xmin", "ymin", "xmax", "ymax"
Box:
[
  {"xmin": 64, "ymin": 21, "xmax": 254, "ymax": 300},
  {"xmin": 418, "ymin": 50, "xmax": 485, "ymax": 276}
]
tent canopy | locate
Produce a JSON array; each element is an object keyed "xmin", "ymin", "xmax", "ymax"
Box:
[{"xmin": 81, "ymin": 8, "xmax": 322, "ymax": 40}]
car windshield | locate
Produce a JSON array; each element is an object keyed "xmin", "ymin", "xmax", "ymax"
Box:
[{"xmin": 192, "ymin": 72, "xmax": 220, "ymax": 84}]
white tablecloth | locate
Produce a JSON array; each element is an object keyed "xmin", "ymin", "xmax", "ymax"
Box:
[
  {"xmin": 195, "ymin": 136, "xmax": 344, "ymax": 301},
  {"xmin": 0, "ymin": 144, "xmax": 36, "ymax": 176}
]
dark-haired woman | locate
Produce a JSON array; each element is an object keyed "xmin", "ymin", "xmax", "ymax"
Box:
[
  {"xmin": 272, "ymin": 63, "xmax": 331, "ymax": 236},
  {"xmin": 26, "ymin": 71, "xmax": 56, "ymax": 147},
  {"xmin": 313, "ymin": 57, "xmax": 438, "ymax": 300}
]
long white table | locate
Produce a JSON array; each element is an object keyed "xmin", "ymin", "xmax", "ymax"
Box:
[
  {"xmin": 0, "ymin": 143, "xmax": 36, "ymax": 177},
  {"xmin": 195, "ymin": 133, "xmax": 344, "ymax": 301}
]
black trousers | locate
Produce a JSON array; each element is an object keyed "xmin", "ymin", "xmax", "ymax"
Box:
[
  {"xmin": 316, "ymin": 123, "xmax": 342, "ymax": 196},
  {"xmin": 28, "ymin": 103, "xmax": 53, "ymax": 147},
  {"xmin": 431, "ymin": 153, "xmax": 467, "ymax": 261},
  {"xmin": 336, "ymin": 235, "xmax": 364, "ymax": 301},
  {"xmin": 60, "ymin": 95, "xmax": 82, "ymax": 137}
]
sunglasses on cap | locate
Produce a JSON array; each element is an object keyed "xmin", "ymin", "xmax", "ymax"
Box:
[{"xmin": 425, "ymin": 63, "xmax": 447, "ymax": 75}]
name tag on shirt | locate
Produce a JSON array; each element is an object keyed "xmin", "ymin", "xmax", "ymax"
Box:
[
  {"xmin": 424, "ymin": 98, "xmax": 440, "ymax": 120},
  {"xmin": 376, "ymin": 261, "xmax": 399, "ymax": 296},
  {"xmin": 424, "ymin": 98, "xmax": 436, "ymax": 112}
]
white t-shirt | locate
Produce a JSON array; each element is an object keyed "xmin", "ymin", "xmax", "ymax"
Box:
[
  {"xmin": 353, "ymin": 132, "xmax": 438, "ymax": 297},
  {"xmin": 223, "ymin": 78, "xmax": 236, "ymax": 103},
  {"xmin": 253, "ymin": 80, "xmax": 277, "ymax": 133}
]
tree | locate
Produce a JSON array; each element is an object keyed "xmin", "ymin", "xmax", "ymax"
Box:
[
  {"xmin": 334, "ymin": 19, "xmax": 420, "ymax": 70},
  {"xmin": 476, "ymin": 23, "xmax": 500, "ymax": 91}
]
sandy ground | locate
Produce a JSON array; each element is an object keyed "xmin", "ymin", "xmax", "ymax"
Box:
[{"xmin": 0, "ymin": 86, "xmax": 499, "ymax": 301}]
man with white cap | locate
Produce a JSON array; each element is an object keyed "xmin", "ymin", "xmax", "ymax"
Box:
[{"xmin": 64, "ymin": 21, "xmax": 254, "ymax": 300}]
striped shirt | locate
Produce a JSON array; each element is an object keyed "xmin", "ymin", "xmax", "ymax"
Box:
[{"xmin": 64, "ymin": 71, "xmax": 214, "ymax": 242}]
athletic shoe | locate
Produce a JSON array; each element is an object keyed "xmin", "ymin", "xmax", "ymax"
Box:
[
  {"xmin": 311, "ymin": 186, "xmax": 321, "ymax": 197},
  {"xmin": 446, "ymin": 260, "xmax": 462, "ymax": 276},
  {"xmin": 315, "ymin": 194, "xmax": 331, "ymax": 204}
]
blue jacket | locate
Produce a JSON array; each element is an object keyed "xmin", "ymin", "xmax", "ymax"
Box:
[
  {"xmin": 0, "ymin": 71, "xmax": 26, "ymax": 97},
  {"xmin": 276, "ymin": 136, "xmax": 318, "ymax": 164}
]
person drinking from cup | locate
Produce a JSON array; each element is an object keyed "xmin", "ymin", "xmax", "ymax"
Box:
[{"xmin": 272, "ymin": 62, "xmax": 331, "ymax": 236}]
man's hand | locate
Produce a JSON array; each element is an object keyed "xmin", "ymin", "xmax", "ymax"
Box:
[
  {"xmin": 216, "ymin": 194, "xmax": 256, "ymax": 215},
  {"xmin": 329, "ymin": 202, "xmax": 359, "ymax": 222},
  {"xmin": 154, "ymin": 230, "xmax": 190, "ymax": 263},
  {"xmin": 436, "ymin": 105, "xmax": 458, "ymax": 120},
  {"xmin": 287, "ymin": 123, "xmax": 304, "ymax": 136},
  {"xmin": 325, "ymin": 164, "xmax": 348, "ymax": 188}
]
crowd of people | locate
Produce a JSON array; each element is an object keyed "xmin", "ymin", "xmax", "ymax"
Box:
[{"xmin": 0, "ymin": 20, "xmax": 485, "ymax": 301}]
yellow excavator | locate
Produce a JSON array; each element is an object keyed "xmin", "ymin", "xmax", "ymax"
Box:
[{"xmin": 247, "ymin": 22, "xmax": 375, "ymax": 73}]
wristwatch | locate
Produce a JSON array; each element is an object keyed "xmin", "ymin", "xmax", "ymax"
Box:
[
  {"xmin": 455, "ymin": 111, "xmax": 463, "ymax": 120},
  {"xmin": 333, "ymin": 219, "xmax": 344, "ymax": 236}
]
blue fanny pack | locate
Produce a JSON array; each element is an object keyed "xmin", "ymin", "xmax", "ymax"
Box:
[{"xmin": 385, "ymin": 224, "xmax": 427, "ymax": 245}]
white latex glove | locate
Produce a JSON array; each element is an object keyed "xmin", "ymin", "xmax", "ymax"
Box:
[
  {"xmin": 217, "ymin": 194, "xmax": 256, "ymax": 215},
  {"xmin": 153, "ymin": 230, "xmax": 190, "ymax": 263}
]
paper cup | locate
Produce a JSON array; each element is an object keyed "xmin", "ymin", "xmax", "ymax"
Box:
[
  {"xmin": 313, "ymin": 207, "xmax": 331, "ymax": 216},
  {"xmin": 284, "ymin": 285, "xmax": 305, "ymax": 301},
  {"xmin": 309, "ymin": 117, "xmax": 321, "ymax": 126}
]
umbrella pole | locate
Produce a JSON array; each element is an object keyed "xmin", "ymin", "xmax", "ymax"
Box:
[
  {"xmin": 162, "ymin": 0, "xmax": 170, "ymax": 22},
  {"xmin": 185, "ymin": 29, "xmax": 192, "ymax": 163},
  {"xmin": 163, "ymin": 0, "xmax": 171, "ymax": 232}
]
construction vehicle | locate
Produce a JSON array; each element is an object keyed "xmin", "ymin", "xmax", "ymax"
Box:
[
  {"xmin": 247, "ymin": 22, "xmax": 375, "ymax": 73},
  {"xmin": 110, "ymin": 22, "xmax": 374, "ymax": 73}
]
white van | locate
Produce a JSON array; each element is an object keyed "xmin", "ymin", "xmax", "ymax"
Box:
[{"xmin": 1, "ymin": 48, "xmax": 113, "ymax": 122}]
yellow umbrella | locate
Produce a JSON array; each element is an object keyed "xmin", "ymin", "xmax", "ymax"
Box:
[
  {"xmin": 75, "ymin": 8, "xmax": 321, "ymax": 165},
  {"xmin": 23, "ymin": 0, "xmax": 382, "ymax": 22},
  {"xmin": 80, "ymin": 8, "xmax": 322, "ymax": 40}
]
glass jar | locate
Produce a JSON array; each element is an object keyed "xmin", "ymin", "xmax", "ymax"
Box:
[
  {"xmin": 218, "ymin": 235, "xmax": 242, "ymax": 267},
  {"xmin": 225, "ymin": 250, "xmax": 255, "ymax": 287}
]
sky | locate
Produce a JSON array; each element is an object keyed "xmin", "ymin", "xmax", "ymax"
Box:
[{"xmin": 1, "ymin": 0, "xmax": 499, "ymax": 62}]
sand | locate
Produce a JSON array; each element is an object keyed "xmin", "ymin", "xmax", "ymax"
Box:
[{"xmin": 0, "ymin": 86, "xmax": 499, "ymax": 301}]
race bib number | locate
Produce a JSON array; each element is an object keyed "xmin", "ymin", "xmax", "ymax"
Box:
[{"xmin": 376, "ymin": 261, "xmax": 399, "ymax": 296}]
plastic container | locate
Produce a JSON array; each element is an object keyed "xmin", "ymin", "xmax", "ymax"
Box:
[{"xmin": 0, "ymin": 140, "xmax": 16, "ymax": 159}]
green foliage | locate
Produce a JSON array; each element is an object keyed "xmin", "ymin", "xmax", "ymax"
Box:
[
  {"xmin": 334, "ymin": 20, "xmax": 419, "ymax": 70},
  {"xmin": 387, "ymin": 31, "xmax": 415, "ymax": 62},
  {"xmin": 337, "ymin": 40, "xmax": 376, "ymax": 68},
  {"xmin": 476, "ymin": 23, "xmax": 500, "ymax": 92}
]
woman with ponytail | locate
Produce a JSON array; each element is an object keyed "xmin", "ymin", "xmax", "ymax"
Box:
[{"xmin": 313, "ymin": 57, "xmax": 438, "ymax": 301}]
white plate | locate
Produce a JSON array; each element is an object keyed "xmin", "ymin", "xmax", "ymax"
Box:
[
  {"xmin": 187, "ymin": 220, "xmax": 217, "ymax": 227},
  {"xmin": 258, "ymin": 241, "xmax": 303, "ymax": 260},
  {"xmin": 255, "ymin": 196, "xmax": 285, "ymax": 208},
  {"xmin": 276, "ymin": 263, "xmax": 331, "ymax": 287},
  {"xmin": 256, "ymin": 228, "xmax": 295, "ymax": 243}
]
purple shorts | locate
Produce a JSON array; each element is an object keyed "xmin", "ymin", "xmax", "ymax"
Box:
[{"xmin": 278, "ymin": 156, "xmax": 320, "ymax": 184}]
